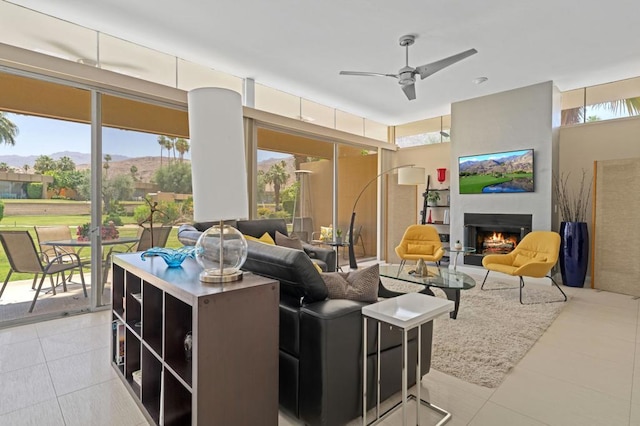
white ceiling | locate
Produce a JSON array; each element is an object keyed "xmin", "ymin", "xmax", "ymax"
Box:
[{"xmin": 8, "ymin": 0, "xmax": 640, "ymax": 125}]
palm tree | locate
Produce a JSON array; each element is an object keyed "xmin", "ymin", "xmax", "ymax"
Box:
[
  {"xmin": 130, "ymin": 165, "xmax": 138, "ymax": 180},
  {"xmin": 103, "ymin": 154, "xmax": 112, "ymax": 178},
  {"xmin": 23, "ymin": 164, "xmax": 29, "ymax": 173},
  {"xmin": 175, "ymin": 138, "xmax": 190, "ymax": 162},
  {"xmin": 0, "ymin": 112, "xmax": 18, "ymax": 146},
  {"xmin": 164, "ymin": 138, "xmax": 175, "ymax": 164},
  {"xmin": 264, "ymin": 160, "xmax": 290, "ymax": 211},
  {"xmin": 562, "ymin": 97, "xmax": 640, "ymax": 125},
  {"xmin": 157, "ymin": 135, "xmax": 168, "ymax": 167},
  {"xmin": 33, "ymin": 155, "xmax": 55, "ymax": 174},
  {"xmin": 56, "ymin": 156, "xmax": 76, "ymax": 171}
]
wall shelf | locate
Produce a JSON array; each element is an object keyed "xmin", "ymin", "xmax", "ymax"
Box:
[{"xmin": 111, "ymin": 254, "xmax": 279, "ymax": 425}]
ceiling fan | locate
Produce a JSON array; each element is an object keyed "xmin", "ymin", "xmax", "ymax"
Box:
[
  {"xmin": 38, "ymin": 39, "xmax": 144, "ymax": 71},
  {"xmin": 339, "ymin": 35, "xmax": 477, "ymax": 100}
]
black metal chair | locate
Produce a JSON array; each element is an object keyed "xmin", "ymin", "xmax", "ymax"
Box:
[{"xmin": 0, "ymin": 231, "xmax": 87, "ymax": 313}]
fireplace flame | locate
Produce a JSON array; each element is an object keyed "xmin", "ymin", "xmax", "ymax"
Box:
[{"xmin": 481, "ymin": 232, "xmax": 518, "ymax": 254}]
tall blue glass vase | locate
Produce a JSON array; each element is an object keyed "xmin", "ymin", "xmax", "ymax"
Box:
[{"xmin": 559, "ymin": 222, "xmax": 589, "ymax": 287}]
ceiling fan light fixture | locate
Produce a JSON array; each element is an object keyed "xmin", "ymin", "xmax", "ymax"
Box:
[{"xmin": 473, "ymin": 76, "xmax": 488, "ymax": 85}]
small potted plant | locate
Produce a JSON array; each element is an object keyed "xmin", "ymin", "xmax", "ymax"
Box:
[
  {"xmin": 426, "ymin": 191, "xmax": 440, "ymax": 206},
  {"xmin": 335, "ymin": 228, "xmax": 343, "ymax": 244},
  {"xmin": 454, "ymin": 240, "xmax": 463, "ymax": 250}
]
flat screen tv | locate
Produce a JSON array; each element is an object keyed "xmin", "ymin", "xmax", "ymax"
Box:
[{"xmin": 459, "ymin": 149, "xmax": 534, "ymax": 194}]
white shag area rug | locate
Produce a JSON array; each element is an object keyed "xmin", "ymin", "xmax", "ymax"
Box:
[{"xmin": 381, "ymin": 274, "xmax": 568, "ymax": 388}]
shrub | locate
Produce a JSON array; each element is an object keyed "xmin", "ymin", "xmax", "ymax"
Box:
[
  {"xmin": 0, "ymin": 200, "xmax": 4, "ymax": 222},
  {"xmin": 268, "ymin": 210, "xmax": 290, "ymax": 219},
  {"xmin": 257, "ymin": 207, "xmax": 272, "ymax": 218},
  {"xmin": 26, "ymin": 182, "xmax": 43, "ymax": 199},
  {"xmin": 105, "ymin": 213, "xmax": 123, "ymax": 226},
  {"xmin": 134, "ymin": 201, "xmax": 180, "ymax": 225}
]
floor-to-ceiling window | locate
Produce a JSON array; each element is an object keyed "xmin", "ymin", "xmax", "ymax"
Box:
[
  {"xmin": 255, "ymin": 126, "xmax": 379, "ymax": 267},
  {"xmin": 0, "ymin": 71, "xmax": 93, "ymax": 324}
]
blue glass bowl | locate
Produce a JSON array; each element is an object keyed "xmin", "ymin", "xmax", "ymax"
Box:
[{"xmin": 140, "ymin": 246, "xmax": 196, "ymax": 268}]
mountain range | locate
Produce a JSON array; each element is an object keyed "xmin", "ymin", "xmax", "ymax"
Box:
[
  {"xmin": 0, "ymin": 151, "xmax": 129, "ymax": 168},
  {"xmin": 459, "ymin": 151, "xmax": 533, "ymax": 175}
]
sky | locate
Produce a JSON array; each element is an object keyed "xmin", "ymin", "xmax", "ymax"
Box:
[
  {"xmin": 459, "ymin": 149, "xmax": 531, "ymax": 164},
  {"xmin": 2, "ymin": 113, "xmax": 171, "ymax": 158},
  {"xmin": 2, "ymin": 112, "xmax": 292, "ymax": 163}
]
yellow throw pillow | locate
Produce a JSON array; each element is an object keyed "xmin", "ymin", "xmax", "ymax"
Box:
[
  {"xmin": 244, "ymin": 232, "xmax": 275, "ymax": 245},
  {"xmin": 320, "ymin": 226, "xmax": 333, "ymax": 241},
  {"xmin": 407, "ymin": 243, "xmax": 434, "ymax": 255},
  {"xmin": 313, "ymin": 262, "xmax": 323, "ymax": 274}
]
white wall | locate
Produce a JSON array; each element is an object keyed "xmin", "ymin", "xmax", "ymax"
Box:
[
  {"xmin": 449, "ymin": 81, "xmax": 559, "ymax": 246},
  {"xmin": 386, "ymin": 143, "xmax": 451, "ymax": 261}
]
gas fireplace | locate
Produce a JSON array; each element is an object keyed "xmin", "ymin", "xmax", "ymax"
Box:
[{"xmin": 464, "ymin": 213, "xmax": 532, "ymax": 266}]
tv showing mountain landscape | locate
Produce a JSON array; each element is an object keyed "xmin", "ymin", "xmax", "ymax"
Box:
[{"xmin": 459, "ymin": 149, "xmax": 534, "ymax": 194}]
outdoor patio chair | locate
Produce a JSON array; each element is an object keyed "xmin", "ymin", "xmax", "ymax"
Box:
[
  {"xmin": 0, "ymin": 231, "xmax": 87, "ymax": 313},
  {"xmin": 34, "ymin": 225, "xmax": 90, "ymax": 289},
  {"xmin": 133, "ymin": 225, "xmax": 173, "ymax": 252},
  {"xmin": 345, "ymin": 225, "xmax": 366, "ymax": 258}
]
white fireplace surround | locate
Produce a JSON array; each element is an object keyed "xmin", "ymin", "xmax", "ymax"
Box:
[{"xmin": 449, "ymin": 81, "xmax": 560, "ymax": 271}]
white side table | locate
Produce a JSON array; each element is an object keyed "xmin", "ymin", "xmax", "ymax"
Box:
[{"xmin": 362, "ymin": 293, "xmax": 454, "ymax": 426}]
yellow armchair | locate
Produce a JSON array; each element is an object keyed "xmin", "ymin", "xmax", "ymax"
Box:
[
  {"xmin": 395, "ymin": 225, "xmax": 445, "ymax": 270},
  {"xmin": 481, "ymin": 230, "xmax": 567, "ymax": 304}
]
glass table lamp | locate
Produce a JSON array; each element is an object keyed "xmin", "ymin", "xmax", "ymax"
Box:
[{"xmin": 188, "ymin": 87, "xmax": 249, "ymax": 283}]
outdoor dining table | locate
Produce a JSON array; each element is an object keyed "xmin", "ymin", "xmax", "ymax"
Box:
[{"xmin": 40, "ymin": 237, "xmax": 140, "ymax": 293}]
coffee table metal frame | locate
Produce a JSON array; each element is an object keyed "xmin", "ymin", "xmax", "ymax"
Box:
[
  {"xmin": 378, "ymin": 265, "xmax": 476, "ymax": 320},
  {"xmin": 362, "ymin": 293, "xmax": 454, "ymax": 426}
]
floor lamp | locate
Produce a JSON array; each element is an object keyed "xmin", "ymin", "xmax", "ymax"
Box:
[{"xmin": 348, "ymin": 165, "xmax": 425, "ymax": 269}]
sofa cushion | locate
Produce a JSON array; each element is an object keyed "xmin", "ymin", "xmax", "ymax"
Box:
[
  {"xmin": 237, "ymin": 218, "xmax": 288, "ymax": 241},
  {"xmin": 243, "ymin": 240, "xmax": 328, "ymax": 303},
  {"xmin": 244, "ymin": 232, "xmax": 276, "ymax": 245},
  {"xmin": 193, "ymin": 220, "xmax": 237, "ymax": 232},
  {"xmin": 275, "ymin": 231, "xmax": 304, "ymax": 250},
  {"xmin": 321, "ymin": 264, "xmax": 379, "ymax": 303}
]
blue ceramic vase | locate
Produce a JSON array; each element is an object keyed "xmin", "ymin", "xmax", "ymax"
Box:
[{"xmin": 559, "ymin": 222, "xmax": 589, "ymax": 287}]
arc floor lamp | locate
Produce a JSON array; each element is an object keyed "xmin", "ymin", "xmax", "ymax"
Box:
[{"xmin": 348, "ymin": 164, "xmax": 425, "ymax": 269}]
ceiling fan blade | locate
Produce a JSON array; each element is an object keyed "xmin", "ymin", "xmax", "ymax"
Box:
[
  {"xmin": 42, "ymin": 40, "xmax": 89, "ymax": 60},
  {"xmin": 339, "ymin": 71, "xmax": 398, "ymax": 78},
  {"xmin": 402, "ymin": 83, "xmax": 416, "ymax": 100},
  {"xmin": 415, "ymin": 48, "xmax": 478, "ymax": 80}
]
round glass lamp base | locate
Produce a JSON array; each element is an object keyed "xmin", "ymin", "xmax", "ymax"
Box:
[
  {"xmin": 199, "ymin": 269, "xmax": 244, "ymax": 283},
  {"xmin": 195, "ymin": 223, "xmax": 248, "ymax": 283}
]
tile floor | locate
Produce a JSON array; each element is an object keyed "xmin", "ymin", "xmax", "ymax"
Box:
[{"xmin": 0, "ymin": 284, "xmax": 638, "ymax": 425}]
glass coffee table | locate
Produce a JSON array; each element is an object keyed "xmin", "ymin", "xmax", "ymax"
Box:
[{"xmin": 379, "ymin": 264, "xmax": 476, "ymax": 319}]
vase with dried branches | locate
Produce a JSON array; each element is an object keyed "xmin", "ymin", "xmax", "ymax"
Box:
[
  {"xmin": 553, "ymin": 170, "xmax": 592, "ymax": 222},
  {"xmin": 553, "ymin": 170, "xmax": 593, "ymax": 288}
]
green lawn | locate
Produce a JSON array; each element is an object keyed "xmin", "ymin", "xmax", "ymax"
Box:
[
  {"xmin": 459, "ymin": 173, "xmax": 532, "ymax": 194},
  {"xmin": 0, "ymin": 215, "xmax": 182, "ymax": 282}
]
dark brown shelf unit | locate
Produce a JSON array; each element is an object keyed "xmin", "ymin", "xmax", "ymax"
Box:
[
  {"xmin": 142, "ymin": 282, "xmax": 163, "ymax": 356},
  {"xmin": 111, "ymin": 254, "xmax": 279, "ymax": 425}
]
